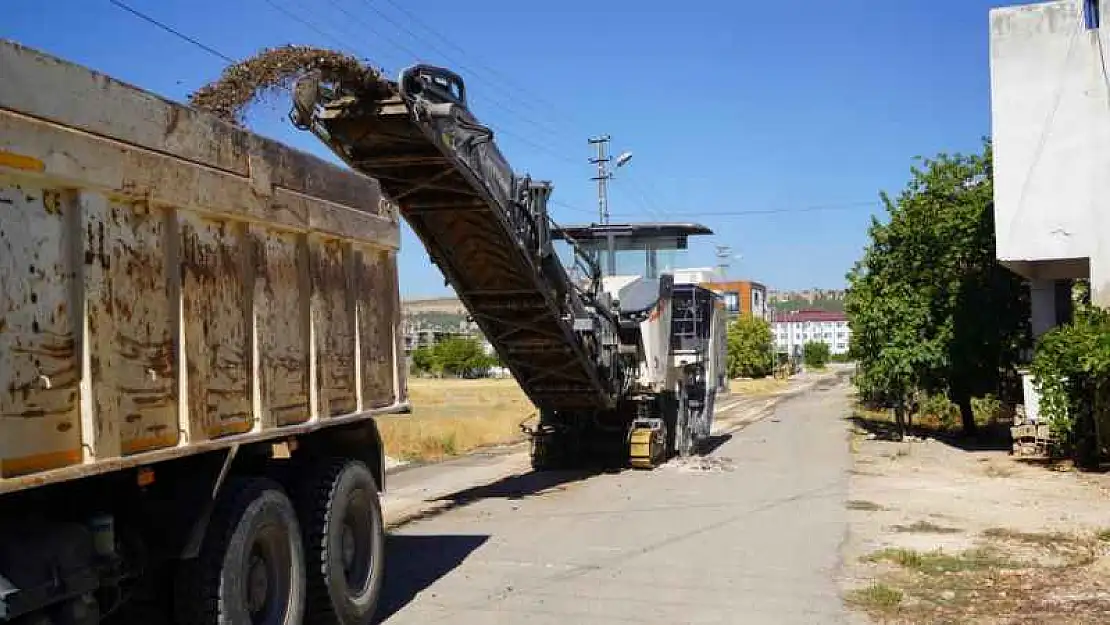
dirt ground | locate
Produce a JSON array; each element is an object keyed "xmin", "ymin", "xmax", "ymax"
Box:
[{"xmin": 841, "ymin": 412, "xmax": 1110, "ymax": 624}]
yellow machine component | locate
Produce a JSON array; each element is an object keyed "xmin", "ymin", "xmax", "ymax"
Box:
[{"xmin": 629, "ymin": 422, "xmax": 665, "ymax": 469}]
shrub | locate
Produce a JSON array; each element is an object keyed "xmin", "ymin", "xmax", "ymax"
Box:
[
  {"xmin": 971, "ymin": 394, "xmax": 1004, "ymax": 427},
  {"xmin": 920, "ymin": 393, "xmax": 959, "ymax": 430},
  {"xmin": 728, "ymin": 315, "xmax": 774, "ymax": 378},
  {"xmin": 803, "ymin": 341, "xmax": 831, "ymax": 369}
]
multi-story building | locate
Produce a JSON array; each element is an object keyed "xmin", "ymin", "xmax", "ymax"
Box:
[
  {"xmin": 708, "ymin": 279, "xmax": 769, "ymax": 319},
  {"xmin": 772, "ymin": 310, "xmax": 851, "ymax": 356},
  {"xmin": 670, "ymin": 269, "xmax": 769, "ymax": 320},
  {"xmin": 990, "ymin": 0, "xmax": 1110, "ymax": 335}
]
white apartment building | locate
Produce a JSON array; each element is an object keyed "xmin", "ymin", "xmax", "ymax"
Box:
[{"xmin": 772, "ymin": 310, "xmax": 851, "ymax": 356}]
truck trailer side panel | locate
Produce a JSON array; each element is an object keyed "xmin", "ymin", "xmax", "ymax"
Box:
[{"xmin": 0, "ymin": 40, "xmax": 407, "ymax": 494}]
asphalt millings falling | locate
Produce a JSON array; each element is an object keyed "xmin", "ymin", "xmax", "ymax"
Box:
[{"xmin": 188, "ymin": 44, "xmax": 384, "ymax": 125}]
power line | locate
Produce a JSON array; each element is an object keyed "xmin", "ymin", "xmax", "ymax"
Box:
[
  {"xmin": 610, "ymin": 201, "xmax": 881, "ymax": 219},
  {"xmin": 549, "ymin": 200, "xmax": 598, "ymax": 215},
  {"xmin": 374, "ymin": 0, "xmax": 584, "ymax": 128},
  {"xmin": 347, "ymin": 0, "xmax": 572, "ymax": 140},
  {"xmin": 107, "ymin": 0, "xmax": 235, "ymax": 63},
  {"xmin": 262, "ymin": 0, "xmax": 361, "ymax": 58},
  {"xmin": 611, "ymin": 176, "xmax": 670, "ymax": 222},
  {"xmin": 258, "ymin": 0, "xmax": 580, "ymax": 165},
  {"xmin": 317, "ymin": 0, "xmax": 424, "ymax": 68}
]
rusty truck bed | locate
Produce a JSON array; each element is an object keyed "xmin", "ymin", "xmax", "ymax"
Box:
[{"xmin": 0, "ymin": 40, "xmax": 408, "ymax": 494}]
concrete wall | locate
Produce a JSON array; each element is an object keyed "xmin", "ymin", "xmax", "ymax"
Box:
[{"xmin": 990, "ymin": 0, "xmax": 1110, "ymax": 303}]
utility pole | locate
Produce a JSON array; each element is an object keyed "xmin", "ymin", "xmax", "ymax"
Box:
[
  {"xmin": 588, "ymin": 135, "xmax": 612, "ymax": 224},
  {"xmin": 715, "ymin": 245, "xmax": 732, "ymax": 280}
]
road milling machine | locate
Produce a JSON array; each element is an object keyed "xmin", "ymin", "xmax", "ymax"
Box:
[{"xmin": 291, "ymin": 63, "xmax": 728, "ymax": 469}]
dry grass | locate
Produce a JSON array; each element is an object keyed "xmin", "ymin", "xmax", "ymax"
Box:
[
  {"xmin": 890, "ymin": 520, "xmax": 963, "ymax": 535},
  {"xmin": 376, "ymin": 378, "xmax": 535, "ymax": 462},
  {"xmin": 849, "ymin": 531, "xmax": 1110, "ymax": 623},
  {"xmin": 729, "ymin": 377, "xmax": 790, "ymax": 396},
  {"xmin": 846, "ymin": 583, "xmax": 903, "ymax": 610}
]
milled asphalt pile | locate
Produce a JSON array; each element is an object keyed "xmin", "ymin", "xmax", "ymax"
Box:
[{"xmin": 188, "ymin": 44, "xmax": 386, "ymax": 124}]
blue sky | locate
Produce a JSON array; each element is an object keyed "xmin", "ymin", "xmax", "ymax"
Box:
[{"xmin": 3, "ymin": 0, "xmax": 1022, "ymax": 298}]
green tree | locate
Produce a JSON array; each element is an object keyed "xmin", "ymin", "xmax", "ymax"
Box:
[
  {"xmin": 727, "ymin": 315, "xmax": 773, "ymax": 378},
  {"xmin": 410, "ymin": 345, "xmax": 435, "ymax": 375},
  {"xmin": 845, "ymin": 139, "xmax": 1030, "ymax": 436},
  {"xmin": 432, "ymin": 336, "xmax": 495, "ymax": 378},
  {"xmin": 803, "ymin": 341, "xmax": 831, "ymax": 369}
]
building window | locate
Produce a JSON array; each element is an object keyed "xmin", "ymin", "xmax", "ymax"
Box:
[{"xmin": 724, "ymin": 292, "xmax": 740, "ymax": 313}]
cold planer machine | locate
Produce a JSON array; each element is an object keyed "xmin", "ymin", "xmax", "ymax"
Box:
[{"xmin": 290, "ymin": 63, "xmax": 727, "ymax": 469}]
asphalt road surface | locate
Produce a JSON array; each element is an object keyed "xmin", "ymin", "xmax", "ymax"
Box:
[{"xmin": 375, "ymin": 379, "xmax": 855, "ymax": 625}]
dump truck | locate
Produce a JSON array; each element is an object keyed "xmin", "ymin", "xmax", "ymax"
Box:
[{"xmin": 0, "ymin": 40, "xmax": 407, "ymax": 624}]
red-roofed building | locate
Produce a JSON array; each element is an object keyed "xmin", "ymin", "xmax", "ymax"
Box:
[{"xmin": 772, "ymin": 309, "xmax": 851, "ymax": 356}]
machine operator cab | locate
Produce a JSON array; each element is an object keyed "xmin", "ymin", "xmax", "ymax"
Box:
[
  {"xmin": 551, "ymin": 223, "xmax": 715, "ymax": 390},
  {"xmin": 550, "ymin": 222, "xmax": 713, "ymax": 321}
]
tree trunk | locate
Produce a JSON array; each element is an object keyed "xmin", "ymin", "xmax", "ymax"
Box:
[
  {"xmin": 1075, "ymin": 379, "xmax": 1100, "ymax": 471},
  {"xmin": 953, "ymin": 391, "xmax": 978, "ymax": 437},
  {"xmin": 893, "ymin": 403, "xmax": 907, "ymax": 441}
]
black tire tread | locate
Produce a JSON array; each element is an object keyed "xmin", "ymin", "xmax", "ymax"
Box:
[
  {"xmin": 294, "ymin": 458, "xmax": 381, "ymax": 625},
  {"xmin": 175, "ymin": 476, "xmax": 292, "ymax": 625}
]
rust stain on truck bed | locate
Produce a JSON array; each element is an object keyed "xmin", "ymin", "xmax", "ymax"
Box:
[
  {"xmin": 181, "ymin": 214, "xmax": 252, "ymax": 439},
  {"xmin": 86, "ymin": 197, "xmax": 178, "ymax": 456},
  {"xmin": 313, "ymin": 237, "xmax": 357, "ymax": 417},
  {"xmin": 252, "ymin": 227, "xmax": 310, "ymax": 426},
  {"xmin": 0, "ymin": 185, "xmax": 81, "ymax": 476},
  {"xmin": 0, "ymin": 39, "xmax": 404, "ymax": 491},
  {"xmin": 357, "ymin": 249, "xmax": 395, "ymax": 408}
]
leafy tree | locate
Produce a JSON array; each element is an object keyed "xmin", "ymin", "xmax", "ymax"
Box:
[
  {"xmin": 803, "ymin": 341, "xmax": 831, "ymax": 369},
  {"xmin": 432, "ymin": 336, "xmax": 495, "ymax": 378},
  {"xmin": 727, "ymin": 315, "xmax": 774, "ymax": 378},
  {"xmin": 409, "ymin": 336, "xmax": 496, "ymax": 378},
  {"xmin": 411, "ymin": 345, "xmax": 435, "ymax": 375},
  {"xmin": 845, "ymin": 139, "xmax": 1030, "ymax": 436}
]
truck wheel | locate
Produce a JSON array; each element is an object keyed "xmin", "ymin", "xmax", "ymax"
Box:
[
  {"xmin": 177, "ymin": 477, "xmax": 305, "ymax": 625},
  {"xmin": 295, "ymin": 459, "xmax": 385, "ymax": 625}
]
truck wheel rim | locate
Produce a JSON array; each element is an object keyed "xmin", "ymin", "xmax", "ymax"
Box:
[
  {"xmin": 246, "ymin": 522, "xmax": 293, "ymax": 624},
  {"xmin": 341, "ymin": 489, "xmax": 375, "ymax": 595}
]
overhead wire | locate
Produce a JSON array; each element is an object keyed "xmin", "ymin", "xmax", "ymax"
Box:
[
  {"xmin": 609, "ymin": 200, "xmax": 882, "ymax": 219},
  {"xmin": 261, "ymin": 0, "xmax": 364, "ymax": 59},
  {"xmin": 107, "ymin": 0, "xmax": 235, "ymax": 63},
  {"xmin": 113, "ymin": 0, "xmax": 856, "ymax": 226},
  {"xmin": 351, "ymin": 0, "xmax": 571, "ymax": 139},
  {"xmin": 315, "ymin": 0, "xmax": 424, "ymax": 70},
  {"xmin": 259, "ymin": 0, "xmax": 582, "ymax": 165},
  {"xmin": 323, "ymin": 1, "xmax": 656, "ymax": 215},
  {"xmin": 372, "ymin": 0, "xmax": 586, "ymax": 128}
]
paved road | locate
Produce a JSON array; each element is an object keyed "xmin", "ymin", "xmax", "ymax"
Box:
[{"xmin": 375, "ymin": 380, "xmax": 855, "ymax": 625}]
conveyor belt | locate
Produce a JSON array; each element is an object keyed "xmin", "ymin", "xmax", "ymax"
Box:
[{"xmin": 292, "ymin": 64, "xmax": 619, "ymax": 411}]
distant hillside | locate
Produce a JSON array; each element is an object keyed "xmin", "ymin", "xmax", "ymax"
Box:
[
  {"xmin": 403, "ymin": 297, "xmax": 466, "ymax": 315},
  {"xmin": 769, "ymin": 288, "xmax": 846, "ymax": 313},
  {"xmin": 403, "ymin": 292, "xmax": 848, "ymax": 320},
  {"xmin": 402, "ymin": 297, "xmax": 470, "ymax": 332}
]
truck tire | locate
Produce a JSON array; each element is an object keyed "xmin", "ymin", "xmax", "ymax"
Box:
[
  {"xmin": 176, "ymin": 477, "xmax": 305, "ymax": 625},
  {"xmin": 295, "ymin": 459, "xmax": 385, "ymax": 625}
]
